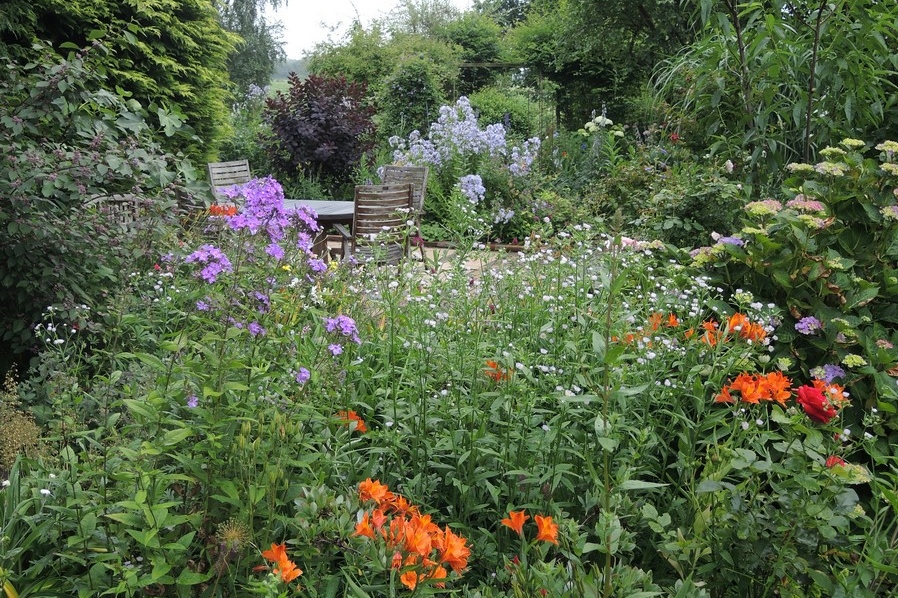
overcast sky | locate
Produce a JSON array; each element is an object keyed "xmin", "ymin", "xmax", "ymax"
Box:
[{"xmin": 267, "ymin": 0, "xmax": 473, "ymax": 59}]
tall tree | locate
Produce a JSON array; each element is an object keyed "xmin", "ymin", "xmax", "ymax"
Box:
[
  {"xmin": 216, "ymin": 0, "xmax": 286, "ymax": 92},
  {"xmin": 0, "ymin": 0, "xmax": 236, "ymax": 162}
]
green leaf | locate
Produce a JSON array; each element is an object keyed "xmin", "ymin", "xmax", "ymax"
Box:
[
  {"xmin": 161, "ymin": 427, "xmax": 194, "ymax": 447},
  {"xmin": 696, "ymin": 479, "xmax": 723, "ymax": 493},
  {"xmin": 618, "ymin": 479, "xmax": 668, "ymax": 491},
  {"xmin": 176, "ymin": 569, "xmax": 211, "ymax": 586}
]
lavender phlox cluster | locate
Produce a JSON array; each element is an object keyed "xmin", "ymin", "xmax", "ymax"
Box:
[
  {"xmin": 494, "ymin": 207, "xmax": 515, "ymax": 224},
  {"xmin": 391, "ymin": 97, "xmax": 508, "ymax": 167},
  {"xmin": 290, "ymin": 204, "xmax": 321, "ymax": 234},
  {"xmin": 253, "ymin": 291, "xmax": 270, "ymax": 314},
  {"xmin": 226, "ymin": 177, "xmax": 293, "ymax": 243},
  {"xmin": 810, "ymin": 364, "xmax": 846, "ymax": 383},
  {"xmin": 458, "ymin": 174, "xmax": 486, "ymax": 205},
  {"xmin": 508, "ymin": 137, "xmax": 541, "ymax": 177},
  {"xmin": 185, "ymin": 244, "xmax": 233, "ymax": 284},
  {"xmin": 324, "ymin": 314, "xmax": 361, "ymax": 344},
  {"xmin": 795, "ymin": 316, "xmax": 823, "ymax": 335}
]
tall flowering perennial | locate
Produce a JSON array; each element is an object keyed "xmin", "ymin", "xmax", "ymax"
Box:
[
  {"xmin": 352, "ymin": 479, "xmax": 471, "ymax": 591},
  {"xmin": 221, "ymin": 176, "xmax": 321, "ymax": 257}
]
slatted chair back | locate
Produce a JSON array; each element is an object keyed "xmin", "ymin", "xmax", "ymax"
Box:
[
  {"xmin": 337, "ymin": 183, "xmax": 414, "ymax": 265},
  {"xmin": 381, "ymin": 165, "xmax": 429, "ymax": 258},
  {"xmin": 207, "ymin": 159, "xmax": 251, "ymax": 201},
  {"xmin": 380, "ymin": 165, "xmax": 429, "ymax": 213},
  {"xmin": 84, "ymin": 194, "xmax": 145, "ymax": 230}
]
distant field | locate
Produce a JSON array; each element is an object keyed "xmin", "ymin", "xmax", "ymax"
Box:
[{"xmin": 268, "ymin": 78, "xmax": 289, "ymax": 95}]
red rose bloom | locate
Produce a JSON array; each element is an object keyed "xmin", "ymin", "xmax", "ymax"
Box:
[
  {"xmin": 825, "ymin": 455, "xmax": 846, "ymax": 468},
  {"xmin": 796, "ymin": 385, "xmax": 837, "ymax": 424}
]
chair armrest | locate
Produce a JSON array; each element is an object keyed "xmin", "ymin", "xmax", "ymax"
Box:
[{"xmin": 333, "ymin": 223, "xmax": 351, "ymax": 238}]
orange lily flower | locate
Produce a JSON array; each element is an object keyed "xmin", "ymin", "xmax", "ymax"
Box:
[
  {"xmin": 353, "ymin": 511, "xmax": 375, "ymax": 539},
  {"xmin": 359, "ymin": 478, "xmax": 393, "ymax": 504},
  {"xmin": 764, "ymin": 371, "xmax": 792, "ymax": 405},
  {"xmin": 500, "ymin": 510, "xmax": 529, "ymax": 536},
  {"xmin": 261, "ymin": 543, "xmax": 287, "ymax": 563},
  {"xmin": 534, "ymin": 514, "xmax": 559, "ymax": 545},
  {"xmin": 336, "ymin": 410, "xmax": 368, "ymax": 433},
  {"xmin": 666, "ymin": 313, "xmax": 680, "ymax": 327},
  {"xmin": 435, "ymin": 527, "xmax": 471, "ymax": 574},
  {"xmin": 484, "ymin": 360, "xmax": 511, "ymax": 381}
]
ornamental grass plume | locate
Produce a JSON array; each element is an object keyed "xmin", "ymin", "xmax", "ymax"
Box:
[{"xmin": 352, "ymin": 479, "xmax": 470, "ymax": 591}]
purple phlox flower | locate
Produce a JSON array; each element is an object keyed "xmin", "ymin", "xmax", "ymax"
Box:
[
  {"xmin": 265, "ymin": 242, "xmax": 285, "ymax": 260},
  {"xmin": 328, "ymin": 343, "xmax": 343, "ymax": 356},
  {"xmin": 810, "ymin": 363, "xmax": 846, "ymax": 383},
  {"xmin": 325, "ymin": 314, "xmax": 361, "ymax": 344},
  {"xmin": 294, "ymin": 368, "xmax": 312, "ymax": 384},
  {"xmin": 795, "ymin": 316, "xmax": 823, "ymax": 335},
  {"xmin": 185, "ymin": 244, "xmax": 233, "ymax": 283},
  {"xmin": 288, "ymin": 204, "xmax": 321, "ymax": 233},
  {"xmin": 296, "ymin": 231, "xmax": 314, "ymax": 254},
  {"xmin": 295, "ymin": 367, "xmax": 311, "ymax": 384},
  {"xmin": 186, "ymin": 394, "xmax": 199, "ymax": 409},
  {"xmin": 253, "ymin": 291, "xmax": 270, "ymax": 314},
  {"xmin": 196, "ymin": 299, "xmax": 210, "ymax": 311},
  {"xmin": 247, "ymin": 321, "xmax": 266, "ymax": 336},
  {"xmin": 226, "ymin": 177, "xmax": 293, "ymax": 243},
  {"xmin": 308, "ymin": 258, "xmax": 327, "ymax": 274}
]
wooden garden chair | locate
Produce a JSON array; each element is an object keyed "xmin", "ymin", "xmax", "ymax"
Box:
[
  {"xmin": 207, "ymin": 159, "xmax": 251, "ymax": 202},
  {"xmin": 380, "ymin": 165, "xmax": 429, "ymax": 259},
  {"xmin": 334, "ymin": 183, "xmax": 414, "ymax": 266}
]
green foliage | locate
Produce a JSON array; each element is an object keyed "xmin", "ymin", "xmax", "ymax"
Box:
[
  {"xmin": 0, "ymin": 0, "xmax": 236, "ymax": 163},
  {"xmin": 694, "ymin": 139, "xmax": 898, "ymax": 457},
  {"xmin": 540, "ymin": 118, "xmax": 744, "ymax": 247},
  {"xmin": 469, "ymin": 85, "xmax": 539, "ymax": 138},
  {"xmin": 217, "ymin": 83, "xmax": 273, "ymax": 172},
  {"xmin": 0, "ymin": 41, "xmax": 200, "ymax": 361},
  {"xmin": 378, "ymin": 55, "xmax": 448, "ymax": 140},
  {"xmin": 656, "ymin": 0, "xmax": 898, "ymax": 183},
  {"xmin": 263, "ymin": 74, "xmax": 377, "ymax": 194},
  {"xmin": 507, "ymin": 0, "xmax": 696, "ymax": 128},
  {"xmin": 438, "ymin": 12, "xmax": 503, "ymax": 95}
]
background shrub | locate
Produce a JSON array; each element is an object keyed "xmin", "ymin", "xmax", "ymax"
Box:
[
  {"xmin": 263, "ymin": 74, "xmax": 377, "ymax": 197},
  {"xmin": 0, "ymin": 41, "xmax": 200, "ymax": 369}
]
